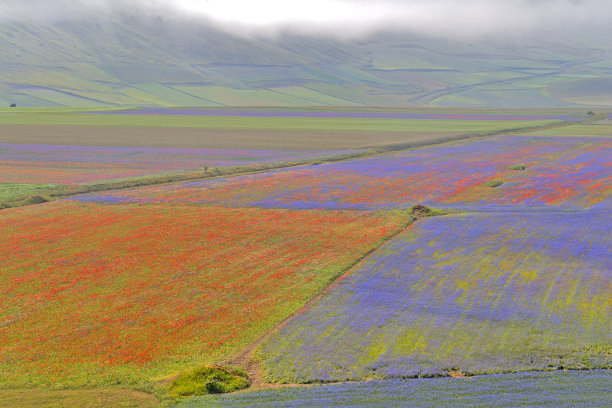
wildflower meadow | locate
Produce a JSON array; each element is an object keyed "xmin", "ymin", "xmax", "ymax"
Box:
[
  {"xmin": 0, "ymin": 200, "xmax": 405, "ymax": 387},
  {"xmin": 258, "ymin": 210, "xmax": 611, "ymax": 382},
  {"xmin": 71, "ymin": 136, "xmax": 611, "ymax": 211}
]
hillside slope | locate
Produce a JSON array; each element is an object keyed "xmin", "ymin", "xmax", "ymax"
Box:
[{"xmin": 1, "ymin": 11, "xmax": 611, "ymax": 107}]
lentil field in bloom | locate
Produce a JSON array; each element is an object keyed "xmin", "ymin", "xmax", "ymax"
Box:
[
  {"xmin": 0, "ymin": 143, "xmax": 357, "ymax": 185},
  {"xmin": 258, "ymin": 210, "xmax": 611, "ymax": 383},
  {"xmin": 0, "ymin": 200, "xmax": 406, "ymax": 387},
  {"xmin": 176, "ymin": 370, "xmax": 612, "ymax": 408},
  {"xmin": 72, "ymin": 135, "xmax": 612, "ymax": 211}
]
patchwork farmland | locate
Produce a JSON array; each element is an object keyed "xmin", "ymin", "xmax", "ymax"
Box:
[
  {"xmin": 69, "ymin": 135, "xmax": 612, "ymax": 211},
  {"xmin": 0, "ymin": 108, "xmax": 610, "ymax": 407}
]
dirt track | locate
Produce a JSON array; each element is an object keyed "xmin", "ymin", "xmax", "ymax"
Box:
[{"xmin": 224, "ymin": 216, "xmax": 420, "ymax": 391}]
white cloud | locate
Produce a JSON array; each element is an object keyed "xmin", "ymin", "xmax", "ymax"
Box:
[{"xmin": 0, "ymin": 0, "xmax": 610, "ymax": 39}]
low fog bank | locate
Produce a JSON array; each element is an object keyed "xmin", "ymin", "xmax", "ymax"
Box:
[{"xmin": 1, "ymin": 0, "xmax": 611, "ymax": 42}]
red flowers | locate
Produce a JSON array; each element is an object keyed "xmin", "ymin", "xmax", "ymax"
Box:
[{"xmin": 0, "ymin": 201, "xmax": 404, "ymax": 386}]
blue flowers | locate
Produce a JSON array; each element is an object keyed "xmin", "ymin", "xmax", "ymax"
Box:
[
  {"xmin": 258, "ymin": 210, "xmax": 612, "ymax": 382},
  {"xmin": 70, "ymin": 136, "xmax": 611, "ymax": 211},
  {"xmin": 175, "ymin": 370, "xmax": 612, "ymax": 408}
]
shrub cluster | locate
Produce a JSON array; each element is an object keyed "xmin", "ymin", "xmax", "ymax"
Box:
[
  {"xmin": 485, "ymin": 180, "xmax": 504, "ymax": 188},
  {"xmin": 509, "ymin": 164, "xmax": 527, "ymax": 171},
  {"xmin": 170, "ymin": 365, "xmax": 249, "ymax": 397}
]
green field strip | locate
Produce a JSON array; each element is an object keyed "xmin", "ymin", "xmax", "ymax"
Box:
[
  {"xmin": 367, "ymin": 49, "xmax": 456, "ymax": 71},
  {"xmin": 165, "ymin": 86, "xmax": 224, "ymax": 106},
  {"xmin": 96, "ymin": 62, "xmax": 208, "ymax": 84},
  {"xmin": 0, "ymin": 112, "xmax": 560, "ymax": 131},
  {"xmin": 176, "ymin": 85, "xmax": 322, "ymax": 107},
  {"xmin": 19, "ymin": 88, "xmax": 112, "ymax": 107},
  {"xmin": 563, "ymin": 95, "xmax": 612, "ymax": 106},
  {"xmin": 0, "ymin": 92, "xmax": 64, "ymax": 108},
  {"xmin": 121, "ymin": 87, "xmax": 183, "ymax": 107},
  {"xmin": 415, "ymin": 71, "xmax": 495, "ymax": 87},
  {"xmin": 324, "ymin": 65, "xmax": 406, "ymax": 87},
  {"xmin": 130, "ymin": 83, "xmax": 222, "ymax": 107},
  {"xmin": 264, "ymin": 86, "xmax": 365, "ymax": 106},
  {"xmin": 431, "ymin": 88, "xmax": 574, "ymax": 108},
  {"xmin": 300, "ymin": 83, "xmax": 388, "ymax": 106},
  {"xmin": 429, "ymin": 93, "xmax": 485, "ymax": 107},
  {"xmin": 485, "ymin": 59, "xmax": 561, "ymax": 70},
  {"xmin": 0, "ymin": 107, "xmax": 122, "ymax": 114},
  {"xmin": 502, "ymin": 78, "xmax": 569, "ymax": 91},
  {"xmin": 62, "ymin": 63, "xmax": 124, "ymax": 84},
  {"xmin": 546, "ymin": 77, "xmax": 612, "ymax": 107},
  {"xmin": 371, "ymin": 70, "xmax": 449, "ymax": 91},
  {"xmin": 467, "ymin": 71, "xmax": 532, "ymax": 83},
  {"xmin": 0, "ymin": 183, "xmax": 63, "ymax": 202},
  {"xmin": 2, "ymin": 69, "xmax": 112, "ymax": 94}
]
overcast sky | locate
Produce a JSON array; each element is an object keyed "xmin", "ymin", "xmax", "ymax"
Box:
[{"xmin": 1, "ymin": 0, "xmax": 610, "ymax": 39}]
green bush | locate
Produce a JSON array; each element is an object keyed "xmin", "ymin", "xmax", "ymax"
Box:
[
  {"xmin": 169, "ymin": 365, "xmax": 249, "ymax": 397},
  {"xmin": 409, "ymin": 204, "xmax": 445, "ymax": 217},
  {"xmin": 20, "ymin": 195, "xmax": 49, "ymax": 205},
  {"xmin": 485, "ymin": 180, "xmax": 504, "ymax": 188},
  {"xmin": 509, "ymin": 164, "xmax": 527, "ymax": 171}
]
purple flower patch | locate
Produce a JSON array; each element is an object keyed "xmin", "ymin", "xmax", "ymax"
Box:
[
  {"xmin": 258, "ymin": 210, "xmax": 612, "ymax": 383},
  {"xmin": 69, "ymin": 135, "xmax": 611, "ymax": 210},
  {"xmin": 0, "ymin": 143, "xmax": 359, "ymax": 184}
]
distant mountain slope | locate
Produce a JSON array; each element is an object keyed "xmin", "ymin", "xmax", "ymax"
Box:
[{"xmin": 1, "ymin": 11, "xmax": 611, "ymax": 107}]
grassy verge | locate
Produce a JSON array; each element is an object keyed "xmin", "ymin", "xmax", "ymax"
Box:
[
  {"xmin": 0, "ymin": 110, "xmax": 561, "ymax": 132},
  {"xmin": 0, "ymin": 183, "xmax": 63, "ymax": 202}
]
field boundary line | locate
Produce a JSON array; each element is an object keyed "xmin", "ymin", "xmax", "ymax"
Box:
[
  {"xmin": 222, "ymin": 212, "xmax": 426, "ymax": 391},
  {"xmin": 222, "ymin": 204, "xmax": 612, "ymax": 391}
]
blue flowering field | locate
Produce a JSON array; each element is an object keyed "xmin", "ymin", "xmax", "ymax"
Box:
[
  {"xmin": 174, "ymin": 370, "xmax": 612, "ymax": 407},
  {"xmin": 258, "ymin": 210, "xmax": 611, "ymax": 382}
]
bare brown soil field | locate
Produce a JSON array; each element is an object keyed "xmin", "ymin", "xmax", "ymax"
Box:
[{"xmin": 0, "ymin": 125, "xmax": 466, "ymax": 150}]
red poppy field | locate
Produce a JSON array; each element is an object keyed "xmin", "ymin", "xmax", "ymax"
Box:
[{"xmin": 0, "ymin": 201, "xmax": 406, "ymax": 387}]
